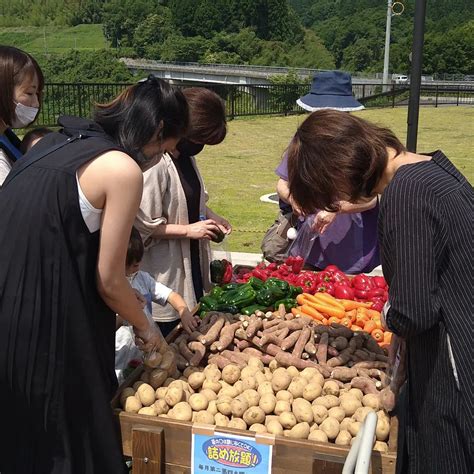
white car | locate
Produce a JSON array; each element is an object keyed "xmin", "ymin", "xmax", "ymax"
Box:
[{"xmin": 394, "ymin": 75, "xmax": 409, "ymax": 84}]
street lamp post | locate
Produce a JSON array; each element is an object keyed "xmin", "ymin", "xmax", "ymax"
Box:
[{"xmin": 382, "ymin": 0, "xmax": 393, "ymax": 91}]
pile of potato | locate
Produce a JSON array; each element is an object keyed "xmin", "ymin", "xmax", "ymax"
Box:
[{"xmin": 120, "ymin": 356, "xmax": 391, "ymax": 453}]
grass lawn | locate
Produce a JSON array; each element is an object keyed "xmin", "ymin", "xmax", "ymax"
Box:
[
  {"xmin": 0, "ymin": 25, "xmax": 108, "ymax": 54},
  {"xmin": 198, "ymin": 106, "xmax": 474, "ymax": 252}
]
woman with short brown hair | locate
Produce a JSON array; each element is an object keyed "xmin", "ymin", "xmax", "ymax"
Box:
[
  {"xmin": 0, "ymin": 45, "xmax": 44, "ymax": 184},
  {"xmin": 287, "ymin": 109, "xmax": 473, "ymax": 473},
  {"xmin": 136, "ymin": 87, "xmax": 230, "ymax": 336}
]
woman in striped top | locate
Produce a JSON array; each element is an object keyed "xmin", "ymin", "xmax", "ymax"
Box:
[{"xmin": 286, "ymin": 110, "xmax": 473, "ymax": 474}]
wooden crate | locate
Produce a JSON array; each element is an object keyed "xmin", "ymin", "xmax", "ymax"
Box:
[{"xmin": 113, "ymin": 366, "xmax": 398, "ymax": 474}]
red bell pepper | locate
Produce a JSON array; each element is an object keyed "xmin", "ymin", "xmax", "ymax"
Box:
[
  {"xmin": 316, "ymin": 281, "xmax": 335, "ymax": 296},
  {"xmin": 372, "ymin": 276, "xmax": 388, "ymax": 289},
  {"xmin": 252, "ymin": 267, "xmax": 269, "ymax": 281},
  {"xmin": 352, "ymin": 274, "xmax": 371, "ymax": 290},
  {"xmin": 296, "ymin": 272, "xmax": 319, "ymax": 294},
  {"xmin": 366, "ymin": 288, "xmax": 385, "ymax": 298},
  {"xmin": 334, "ymin": 284, "xmax": 355, "ymax": 300},
  {"xmin": 324, "ymin": 264, "xmax": 340, "ymax": 274}
]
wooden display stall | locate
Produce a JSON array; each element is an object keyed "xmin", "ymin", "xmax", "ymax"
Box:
[{"xmin": 113, "ymin": 366, "xmax": 398, "ymax": 474}]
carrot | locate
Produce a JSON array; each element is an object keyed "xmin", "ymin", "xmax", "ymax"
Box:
[
  {"xmin": 339, "ymin": 317, "xmax": 352, "ymax": 328},
  {"xmin": 363, "ymin": 320, "xmax": 377, "ymax": 334},
  {"xmin": 300, "ymin": 304, "xmax": 325, "ymax": 321},
  {"xmin": 313, "ymin": 292, "xmax": 345, "ymax": 310},
  {"xmin": 322, "ymin": 318, "xmax": 329, "ymax": 325},
  {"xmin": 366, "ymin": 309, "xmax": 381, "ymax": 319},
  {"xmin": 374, "ymin": 319, "xmax": 383, "ymax": 329},
  {"xmin": 351, "ymin": 325, "xmax": 363, "ymax": 332},
  {"xmin": 355, "ymin": 313, "xmax": 368, "ymax": 328},
  {"xmin": 383, "ymin": 331, "xmax": 392, "ymax": 344},
  {"xmin": 296, "ymin": 294, "xmax": 309, "ymax": 306},
  {"xmin": 303, "ymin": 300, "xmax": 345, "ymax": 319},
  {"xmin": 291, "ymin": 307, "xmax": 304, "ymax": 317},
  {"xmin": 328, "ymin": 316, "xmax": 341, "ymax": 325},
  {"xmin": 371, "ymin": 328, "xmax": 384, "ymax": 342},
  {"xmin": 339, "ymin": 299, "xmax": 372, "ymax": 311}
]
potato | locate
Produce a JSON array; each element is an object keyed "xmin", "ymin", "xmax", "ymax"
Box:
[
  {"xmin": 376, "ymin": 412, "xmax": 390, "ymax": 441},
  {"xmin": 271, "ymin": 368, "xmax": 292, "ymax": 391},
  {"xmin": 308, "ymin": 430, "xmax": 328, "ymax": 443},
  {"xmin": 172, "ymin": 402, "xmax": 192, "ymax": 421},
  {"xmin": 189, "ymin": 393, "xmax": 209, "ymax": 411},
  {"xmin": 310, "ymin": 423, "xmax": 319, "ymax": 432},
  {"xmin": 348, "ymin": 421, "xmax": 362, "ymax": 437},
  {"xmin": 200, "ymin": 388, "xmax": 218, "ymax": 401},
  {"xmin": 248, "ymin": 356, "xmax": 265, "ymax": 371},
  {"xmin": 241, "ymin": 377, "xmax": 257, "ymax": 391},
  {"xmin": 165, "ymin": 386, "xmax": 184, "ymax": 407},
  {"xmin": 266, "ymin": 420, "xmax": 284, "ymax": 436},
  {"xmin": 287, "ymin": 366, "xmax": 299, "ymax": 378},
  {"xmin": 194, "ymin": 411, "xmax": 215, "ymax": 425},
  {"xmin": 348, "ymin": 388, "xmax": 364, "ymax": 401},
  {"xmin": 292, "ymin": 398, "xmax": 314, "ymax": 423},
  {"xmin": 259, "ymin": 393, "xmax": 277, "ymax": 415},
  {"xmin": 138, "ymin": 406, "xmax": 157, "ymax": 416},
  {"xmin": 263, "ymin": 367, "xmax": 273, "ymax": 381},
  {"xmin": 132, "ymin": 381, "xmax": 145, "ymax": 391},
  {"xmin": 155, "ymin": 387, "xmax": 168, "ymax": 400},
  {"xmin": 268, "ymin": 359, "xmax": 280, "ymax": 372},
  {"xmin": 257, "ymin": 381, "xmax": 273, "ymax": 396},
  {"xmin": 340, "ymin": 396, "xmax": 362, "ymax": 417},
  {"xmin": 228, "ymin": 418, "xmax": 247, "ymax": 430},
  {"xmin": 340, "ymin": 417, "xmax": 352, "ymax": 432},
  {"xmin": 301, "ymin": 368, "xmax": 324, "ymax": 386},
  {"xmin": 335, "ymin": 430, "xmax": 352, "ymax": 446},
  {"xmin": 288, "ymin": 377, "xmax": 307, "ymax": 398},
  {"xmin": 214, "ymin": 413, "xmax": 230, "ymax": 427},
  {"xmin": 255, "ymin": 372, "xmax": 267, "ymax": 385},
  {"xmin": 183, "ymin": 366, "xmax": 201, "ymax": 378},
  {"xmin": 204, "ymin": 364, "xmax": 221, "ymax": 382},
  {"xmin": 322, "ymin": 381, "xmax": 340, "ymax": 397},
  {"xmin": 243, "ymin": 406, "xmax": 266, "ymax": 426},
  {"xmin": 362, "ymin": 394, "xmax": 381, "ymax": 411},
  {"xmin": 220, "ymin": 386, "xmax": 239, "ymax": 398},
  {"xmin": 274, "ymin": 400, "xmax": 291, "ymax": 416},
  {"xmin": 120, "ymin": 388, "xmax": 135, "ymax": 408},
  {"xmin": 231, "ymin": 397, "xmax": 249, "ymax": 418},
  {"xmin": 207, "ymin": 400, "xmax": 218, "ymax": 416},
  {"xmin": 241, "ymin": 366, "xmax": 257, "ymax": 379},
  {"xmin": 234, "ymin": 380, "xmax": 244, "ymax": 394},
  {"xmin": 188, "ymin": 371, "xmax": 206, "ymax": 390},
  {"xmin": 202, "ymin": 379, "xmax": 222, "ymax": 393},
  {"xmin": 353, "ymin": 407, "xmax": 373, "ymax": 423},
  {"xmin": 216, "ymin": 396, "xmax": 233, "ymax": 416},
  {"xmin": 275, "ymin": 390, "xmax": 293, "ymax": 403},
  {"xmin": 324, "ymin": 395, "xmax": 340, "ymax": 408},
  {"xmin": 222, "ymin": 364, "xmax": 241, "ymax": 384},
  {"xmin": 279, "ymin": 411, "xmax": 297, "ymax": 429},
  {"xmin": 137, "ymin": 383, "xmax": 156, "ymax": 407},
  {"xmin": 168, "ymin": 380, "xmax": 187, "ymax": 390},
  {"xmin": 163, "ymin": 377, "xmax": 174, "ymax": 387},
  {"xmin": 373, "ymin": 441, "xmax": 389, "ymax": 453},
  {"xmin": 140, "ymin": 371, "xmax": 151, "ymax": 384},
  {"xmin": 144, "ymin": 351, "xmax": 162, "ymax": 368},
  {"xmin": 249, "ymin": 423, "xmax": 267, "ymax": 434},
  {"xmin": 312, "ymin": 405, "xmax": 328, "ymax": 424},
  {"xmin": 124, "ymin": 396, "xmax": 142, "ymax": 413},
  {"xmin": 319, "ymin": 417, "xmax": 340, "ymax": 440},
  {"xmin": 328, "ymin": 406, "xmax": 346, "ymax": 423},
  {"xmin": 303, "ymin": 382, "xmax": 323, "ymax": 402},
  {"xmin": 242, "ymin": 389, "xmax": 260, "ymax": 407},
  {"xmin": 287, "ymin": 422, "xmax": 310, "ymax": 439},
  {"xmin": 153, "ymin": 399, "xmax": 169, "ymax": 415}
]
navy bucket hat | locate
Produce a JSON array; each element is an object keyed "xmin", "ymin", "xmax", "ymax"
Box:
[{"xmin": 296, "ymin": 70, "xmax": 364, "ymax": 112}]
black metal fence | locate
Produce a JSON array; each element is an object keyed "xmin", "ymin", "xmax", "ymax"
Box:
[{"xmin": 36, "ymin": 82, "xmax": 474, "ymax": 127}]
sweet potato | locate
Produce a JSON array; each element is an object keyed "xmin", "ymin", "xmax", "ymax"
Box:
[
  {"xmin": 330, "ymin": 336, "xmax": 349, "ymax": 351},
  {"xmin": 199, "ymin": 316, "xmax": 226, "ymax": 345},
  {"xmin": 330, "ymin": 367, "xmax": 358, "ymax": 382},
  {"xmin": 246, "ymin": 315, "xmax": 263, "ymax": 338},
  {"xmin": 213, "ymin": 321, "xmax": 241, "ymax": 352},
  {"xmin": 316, "ymin": 332, "xmax": 329, "ymax": 364},
  {"xmin": 188, "ymin": 341, "xmax": 206, "ymax": 366},
  {"xmin": 351, "ymin": 376, "xmax": 380, "ymax": 395},
  {"xmin": 292, "ymin": 327, "xmax": 311, "ymax": 359},
  {"xmin": 281, "ymin": 330, "xmax": 302, "ymax": 351}
]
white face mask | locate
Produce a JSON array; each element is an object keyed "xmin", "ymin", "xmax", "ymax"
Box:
[{"xmin": 11, "ymin": 102, "xmax": 39, "ymax": 128}]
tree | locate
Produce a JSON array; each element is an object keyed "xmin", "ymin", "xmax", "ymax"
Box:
[
  {"xmin": 133, "ymin": 8, "xmax": 174, "ymax": 57},
  {"xmin": 159, "ymin": 35, "xmax": 210, "ymax": 62}
]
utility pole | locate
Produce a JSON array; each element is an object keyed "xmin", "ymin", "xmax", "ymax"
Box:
[
  {"xmin": 406, "ymin": 0, "xmax": 427, "ymax": 152},
  {"xmin": 382, "ymin": 0, "xmax": 393, "ymax": 92}
]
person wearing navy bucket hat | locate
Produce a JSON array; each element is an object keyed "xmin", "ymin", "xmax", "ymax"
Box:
[{"xmin": 262, "ymin": 70, "xmax": 381, "ymax": 277}]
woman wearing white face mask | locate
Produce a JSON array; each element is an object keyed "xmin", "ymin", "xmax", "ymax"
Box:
[{"xmin": 0, "ymin": 45, "xmax": 44, "ymax": 185}]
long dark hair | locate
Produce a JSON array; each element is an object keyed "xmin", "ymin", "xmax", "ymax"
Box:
[
  {"xmin": 94, "ymin": 76, "xmax": 189, "ymax": 159},
  {"xmin": 0, "ymin": 46, "xmax": 44, "ymax": 127},
  {"xmin": 287, "ymin": 110, "xmax": 405, "ymax": 213}
]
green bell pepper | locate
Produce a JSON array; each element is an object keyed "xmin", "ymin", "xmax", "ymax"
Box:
[
  {"xmin": 215, "ymin": 303, "xmax": 240, "ymax": 314},
  {"xmin": 221, "ymin": 282, "xmax": 242, "ymax": 291},
  {"xmin": 274, "ymin": 298, "xmax": 297, "ymax": 312},
  {"xmin": 219, "ymin": 284, "xmax": 256, "ymax": 308},
  {"xmin": 264, "ymin": 278, "xmax": 290, "ymax": 299},
  {"xmin": 209, "ymin": 286, "xmax": 225, "ymax": 300},
  {"xmin": 248, "ymin": 276, "xmax": 265, "ymax": 290},
  {"xmin": 199, "ymin": 295, "xmax": 219, "ymax": 311},
  {"xmin": 240, "ymin": 304, "xmax": 268, "ymax": 316},
  {"xmin": 289, "ymin": 285, "xmax": 303, "ymax": 298},
  {"xmin": 256, "ymin": 287, "xmax": 279, "ymax": 307}
]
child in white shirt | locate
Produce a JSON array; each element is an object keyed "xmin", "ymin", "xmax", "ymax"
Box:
[{"xmin": 115, "ymin": 227, "xmax": 199, "ymax": 382}]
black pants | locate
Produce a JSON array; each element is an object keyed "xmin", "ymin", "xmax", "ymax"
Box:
[{"xmin": 157, "ymin": 319, "xmax": 180, "ymax": 339}]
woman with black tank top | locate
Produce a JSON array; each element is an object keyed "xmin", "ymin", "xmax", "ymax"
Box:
[
  {"xmin": 135, "ymin": 87, "xmax": 230, "ymax": 337},
  {"xmin": 0, "ymin": 76, "xmax": 189, "ymax": 473}
]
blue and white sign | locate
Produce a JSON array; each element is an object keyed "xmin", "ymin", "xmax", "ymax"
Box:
[{"xmin": 191, "ymin": 431, "xmax": 273, "ymax": 474}]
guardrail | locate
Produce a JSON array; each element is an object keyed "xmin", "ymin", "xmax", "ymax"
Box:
[{"xmin": 35, "ymin": 82, "xmax": 474, "ymax": 127}]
